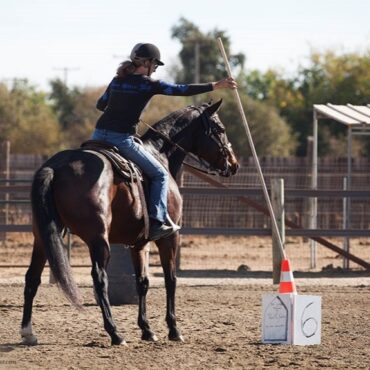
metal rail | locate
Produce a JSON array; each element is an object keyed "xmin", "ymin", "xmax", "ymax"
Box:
[
  {"xmin": 180, "ymin": 187, "xmax": 370, "ymax": 198},
  {"xmin": 180, "ymin": 227, "xmax": 370, "ymax": 237}
]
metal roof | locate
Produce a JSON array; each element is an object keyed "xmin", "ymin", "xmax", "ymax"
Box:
[{"xmin": 314, "ymin": 104, "xmax": 370, "ymax": 126}]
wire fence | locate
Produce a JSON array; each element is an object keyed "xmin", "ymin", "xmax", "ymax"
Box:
[
  {"xmin": 2, "ymin": 155, "xmax": 370, "ymax": 231},
  {"xmin": 181, "ymin": 157, "xmax": 370, "ymax": 231},
  {"xmin": 1, "ymin": 154, "xmax": 370, "ymax": 271}
]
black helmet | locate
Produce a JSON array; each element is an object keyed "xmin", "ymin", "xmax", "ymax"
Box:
[{"xmin": 130, "ymin": 43, "xmax": 164, "ymax": 66}]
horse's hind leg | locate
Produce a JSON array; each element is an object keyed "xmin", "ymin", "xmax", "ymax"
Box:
[
  {"xmin": 88, "ymin": 237, "xmax": 125, "ymax": 346},
  {"xmin": 131, "ymin": 243, "xmax": 157, "ymax": 341},
  {"xmin": 21, "ymin": 239, "xmax": 47, "ymax": 345},
  {"xmin": 156, "ymin": 233, "xmax": 184, "ymax": 342}
]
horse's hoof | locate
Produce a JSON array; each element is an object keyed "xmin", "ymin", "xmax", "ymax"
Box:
[
  {"xmin": 111, "ymin": 334, "xmax": 126, "ymax": 346},
  {"xmin": 142, "ymin": 331, "xmax": 158, "ymax": 342},
  {"xmin": 21, "ymin": 334, "xmax": 38, "ymax": 346},
  {"xmin": 169, "ymin": 333, "xmax": 184, "ymax": 342},
  {"xmin": 111, "ymin": 339, "xmax": 127, "ymax": 346}
]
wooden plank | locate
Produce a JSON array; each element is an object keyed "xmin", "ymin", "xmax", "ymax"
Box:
[
  {"xmin": 0, "ymin": 225, "xmax": 32, "ymax": 232},
  {"xmin": 287, "ymin": 229, "xmax": 370, "ymax": 237},
  {"xmin": 184, "ymin": 165, "xmax": 370, "ymax": 270},
  {"xmin": 328, "ymin": 104, "xmax": 370, "ymax": 124},
  {"xmin": 180, "ymin": 227, "xmax": 270, "ymax": 236},
  {"xmin": 314, "ymin": 104, "xmax": 360, "ymax": 125},
  {"xmin": 180, "ymin": 227, "xmax": 370, "ymax": 238},
  {"xmin": 0, "ymin": 185, "xmax": 31, "ymax": 192},
  {"xmin": 271, "ymin": 178, "xmax": 285, "ymax": 284},
  {"xmin": 11, "ymin": 184, "xmax": 358, "ymax": 196},
  {"xmin": 347, "ymin": 104, "xmax": 370, "ymax": 119},
  {"xmin": 180, "ymin": 187, "xmax": 370, "ymax": 198}
]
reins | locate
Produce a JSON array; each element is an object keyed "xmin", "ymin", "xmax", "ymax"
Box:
[
  {"xmin": 139, "ymin": 108, "xmax": 229, "ymax": 176},
  {"xmin": 141, "ymin": 119, "xmax": 218, "ymax": 175}
]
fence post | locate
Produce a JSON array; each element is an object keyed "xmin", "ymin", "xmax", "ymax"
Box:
[
  {"xmin": 0, "ymin": 141, "xmax": 10, "ymax": 241},
  {"xmin": 271, "ymin": 178, "xmax": 285, "ymax": 284},
  {"xmin": 175, "ymin": 169, "xmax": 184, "ymax": 271},
  {"xmin": 342, "ymin": 177, "xmax": 350, "ymax": 269}
]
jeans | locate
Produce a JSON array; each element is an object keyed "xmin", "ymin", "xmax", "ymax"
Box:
[{"xmin": 91, "ymin": 128, "xmax": 168, "ymax": 223}]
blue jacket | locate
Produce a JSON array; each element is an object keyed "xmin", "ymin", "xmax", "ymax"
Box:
[{"xmin": 95, "ymin": 74, "xmax": 213, "ymax": 134}]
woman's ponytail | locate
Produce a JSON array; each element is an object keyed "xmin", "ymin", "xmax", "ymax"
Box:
[{"xmin": 116, "ymin": 60, "xmax": 136, "ymax": 78}]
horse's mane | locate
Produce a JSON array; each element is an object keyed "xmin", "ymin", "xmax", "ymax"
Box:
[{"xmin": 141, "ymin": 103, "xmax": 209, "ymax": 152}]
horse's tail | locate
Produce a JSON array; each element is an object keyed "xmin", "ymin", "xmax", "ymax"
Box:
[{"xmin": 31, "ymin": 166, "xmax": 82, "ymax": 308}]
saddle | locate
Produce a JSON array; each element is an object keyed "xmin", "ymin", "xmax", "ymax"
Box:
[
  {"xmin": 80, "ymin": 139, "xmax": 149, "ymax": 240},
  {"xmin": 80, "ymin": 140, "xmax": 143, "ymax": 182}
]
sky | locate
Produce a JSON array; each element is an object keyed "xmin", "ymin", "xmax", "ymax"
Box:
[{"xmin": 1, "ymin": 0, "xmax": 369, "ymax": 91}]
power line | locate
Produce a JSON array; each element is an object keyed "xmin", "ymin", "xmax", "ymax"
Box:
[{"xmin": 53, "ymin": 67, "xmax": 80, "ymax": 85}]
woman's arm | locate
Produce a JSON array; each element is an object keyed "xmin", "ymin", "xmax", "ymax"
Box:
[
  {"xmin": 212, "ymin": 77, "xmax": 238, "ymax": 90},
  {"xmin": 152, "ymin": 77, "xmax": 237, "ymax": 97}
]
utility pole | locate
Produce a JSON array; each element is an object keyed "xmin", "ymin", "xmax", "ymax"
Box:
[
  {"xmin": 53, "ymin": 67, "xmax": 80, "ymax": 85},
  {"xmin": 185, "ymin": 38, "xmax": 202, "ymax": 104},
  {"xmin": 1, "ymin": 78, "xmax": 27, "ymax": 89},
  {"xmin": 194, "ymin": 41, "xmax": 200, "ymax": 84}
]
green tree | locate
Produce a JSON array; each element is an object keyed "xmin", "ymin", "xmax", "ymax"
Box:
[
  {"xmin": 210, "ymin": 89, "xmax": 297, "ymax": 158},
  {"xmin": 0, "ymin": 80, "xmax": 62, "ymax": 154},
  {"xmin": 49, "ymin": 79, "xmax": 78, "ymax": 130},
  {"xmin": 170, "ymin": 18, "xmax": 296, "ymax": 157},
  {"xmin": 171, "ymin": 17, "xmax": 245, "ymax": 83},
  {"xmin": 296, "ymin": 50, "xmax": 370, "ymax": 156},
  {"xmin": 243, "ymin": 49, "xmax": 370, "ymax": 156},
  {"xmin": 49, "ymin": 79, "xmax": 102, "ymax": 148}
]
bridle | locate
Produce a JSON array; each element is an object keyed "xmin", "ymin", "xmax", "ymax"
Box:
[{"xmin": 140, "ymin": 106, "xmax": 234, "ymax": 176}]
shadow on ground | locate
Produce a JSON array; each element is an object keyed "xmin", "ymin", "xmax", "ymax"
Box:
[{"xmin": 153, "ymin": 268, "xmax": 370, "ymax": 279}]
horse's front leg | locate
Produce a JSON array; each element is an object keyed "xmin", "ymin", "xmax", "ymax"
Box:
[
  {"xmin": 88, "ymin": 238, "xmax": 126, "ymax": 346},
  {"xmin": 156, "ymin": 233, "xmax": 184, "ymax": 342},
  {"xmin": 131, "ymin": 243, "xmax": 157, "ymax": 341}
]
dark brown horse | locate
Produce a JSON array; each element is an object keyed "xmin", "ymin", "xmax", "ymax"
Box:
[{"xmin": 20, "ymin": 99, "xmax": 239, "ymax": 346}]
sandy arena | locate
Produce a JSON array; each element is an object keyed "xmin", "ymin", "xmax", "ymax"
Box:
[{"xmin": 0, "ymin": 236, "xmax": 370, "ymax": 369}]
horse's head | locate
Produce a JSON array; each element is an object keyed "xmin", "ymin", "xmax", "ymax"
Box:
[{"xmin": 191, "ymin": 100, "xmax": 239, "ymax": 177}]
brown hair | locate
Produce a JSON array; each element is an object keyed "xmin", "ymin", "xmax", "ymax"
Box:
[{"xmin": 116, "ymin": 60, "xmax": 137, "ymax": 78}]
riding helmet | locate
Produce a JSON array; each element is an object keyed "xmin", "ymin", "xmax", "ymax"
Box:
[{"xmin": 130, "ymin": 43, "xmax": 164, "ymax": 66}]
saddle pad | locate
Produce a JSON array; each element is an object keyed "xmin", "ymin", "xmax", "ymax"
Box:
[{"xmin": 80, "ymin": 140, "xmax": 143, "ymax": 182}]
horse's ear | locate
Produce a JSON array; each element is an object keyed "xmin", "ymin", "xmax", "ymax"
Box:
[{"xmin": 205, "ymin": 99, "xmax": 223, "ymax": 116}]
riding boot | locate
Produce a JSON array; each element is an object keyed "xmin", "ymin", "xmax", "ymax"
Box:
[
  {"xmin": 149, "ymin": 219, "xmax": 177, "ymax": 241},
  {"xmin": 165, "ymin": 214, "xmax": 181, "ymax": 231}
]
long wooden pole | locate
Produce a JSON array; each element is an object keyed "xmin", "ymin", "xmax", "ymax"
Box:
[{"xmin": 217, "ymin": 37, "xmax": 286, "ymax": 260}]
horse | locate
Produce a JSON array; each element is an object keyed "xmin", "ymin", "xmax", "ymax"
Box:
[{"xmin": 20, "ymin": 99, "xmax": 239, "ymax": 346}]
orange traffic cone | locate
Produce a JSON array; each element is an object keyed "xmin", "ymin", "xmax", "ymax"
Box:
[{"xmin": 279, "ymin": 259, "xmax": 297, "ymax": 294}]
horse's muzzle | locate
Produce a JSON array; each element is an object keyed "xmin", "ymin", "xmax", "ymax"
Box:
[{"xmin": 220, "ymin": 160, "xmax": 239, "ymax": 177}]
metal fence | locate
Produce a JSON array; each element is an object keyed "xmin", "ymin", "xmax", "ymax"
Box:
[{"xmin": 2, "ymin": 155, "xmax": 370, "ymax": 232}]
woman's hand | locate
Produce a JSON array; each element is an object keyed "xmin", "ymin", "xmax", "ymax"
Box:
[{"xmin": 213, "ymin": 77, "xmax": 238, "ymax": 90}]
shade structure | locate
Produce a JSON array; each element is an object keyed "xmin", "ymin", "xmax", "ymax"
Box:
[
  {"xmin": 311, "ymin": 103, "xmax": 370, "ymax": 268},
  {"xmin": 314, "ymin": 104, "xmax": 370, "ymax": 126}
]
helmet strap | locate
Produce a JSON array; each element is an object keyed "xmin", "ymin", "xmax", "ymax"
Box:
[{"xmin": 146, "ymin": 59, "xmax": 153, "ymax": 76}]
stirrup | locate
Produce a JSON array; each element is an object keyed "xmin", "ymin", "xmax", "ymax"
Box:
[
  {"xmin": 148, "ymin": 223, "xmax": 176, "ymax": 241},
  {"xmin": 166, "ymin": 214, "xmax": 180, "ymax": 231}
]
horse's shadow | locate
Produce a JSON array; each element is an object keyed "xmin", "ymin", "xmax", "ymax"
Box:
[
  {"xmin": 157, "ymin": 269, "xmax": 272, "ymax": 279},
  {"xmin": 0, "ymin": 342, "xmax": 58, "ymax": 349},
  {"xmin": 166, "ymin": 269, "xmax": 370, "ymax": 279},
  {"xmin": 0, "ymin": 344, "xmax": 17, "ymax": 352}
]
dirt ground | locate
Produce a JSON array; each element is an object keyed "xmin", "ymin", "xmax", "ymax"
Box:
[
  {"xmin": 1, "ymin": 235, "xmax": 370, "ymax": 369},
  {"xmin": 2, "ymin": 234, "xmax": 370, "ymax": 275},
  {"xmin": 1, "ymin": 284, "xmax": 370, "ymax": 370}
]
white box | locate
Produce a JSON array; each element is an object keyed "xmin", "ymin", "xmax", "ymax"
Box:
[{"xmin": 262, "ymin": 294, "xmax": 321, "ymax": 345}]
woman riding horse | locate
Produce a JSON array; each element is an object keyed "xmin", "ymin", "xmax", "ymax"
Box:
[
  {"xmin": 92, "ymin": 43, "xmax": 237, "ymax": 241},
  {"xmin": 20, "ymin": 44, "xmax": 239, "ymax": 347}
]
